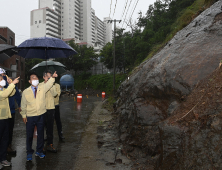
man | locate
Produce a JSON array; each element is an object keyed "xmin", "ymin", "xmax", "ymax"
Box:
[
  {"xmin": 42, "ymin": 70, "xmax": 57, "ymax": 153},
  {"xmin": 0, "ymin": 74, "xmax": 19, "ymax": 168},
  {"xmin": 20, "ymin": 71, "xmax": 57, "ymax": 161},
  {"xmin": 54, "ymin": 83, "xmax": 65, "ymax": 141},
  {"xmin": 0, "ymin": 69, "xmax": 21, "ymax": 154}
]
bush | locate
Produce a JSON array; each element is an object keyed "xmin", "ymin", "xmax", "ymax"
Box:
[{"xmin": 74, "ymin": 73, "xmax": 127, "ymax": 94}]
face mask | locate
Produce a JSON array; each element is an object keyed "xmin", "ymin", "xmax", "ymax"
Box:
[
  {"xmin": 0, "ymin": 79, "xmax": 6, "ymax": 87},
  {"xmin": 32, "ymin": 80, "xmax": 39, "ymax": 86}
]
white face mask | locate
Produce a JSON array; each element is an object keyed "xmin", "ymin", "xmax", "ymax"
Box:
[
  {"xmin": 0, "ymin": 79, "xmax": 6, "ymax": 87},
  {"xmin": 32, "ymin": 80, "xmax": 39, "ymax": 87}
]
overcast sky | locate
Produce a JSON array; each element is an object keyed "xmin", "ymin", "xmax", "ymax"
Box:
[{"xmin": 0, "ymin": 0, "xmax": 156, "ymax": 45}]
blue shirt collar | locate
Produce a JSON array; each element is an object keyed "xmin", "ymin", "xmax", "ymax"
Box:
[{"xmin": 31, "ymin": 85, "xmax": 38, "ymax": 91}]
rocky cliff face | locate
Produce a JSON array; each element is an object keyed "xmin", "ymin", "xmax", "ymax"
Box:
[{"xmin": 115, "ymin": 1, "xmax": 222, "ymax": 169}]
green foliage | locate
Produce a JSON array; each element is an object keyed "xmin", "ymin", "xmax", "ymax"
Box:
[
  {"xmin": 56, "ymin": 40, "xmax": 98, "ymax": 73},
  {"xmin": 100, "ymin": 42, "xmax": 113, "ymax": 69},
  {"xmin": 74, "ymin": 73, "xmax": 127, "ymax": 94},
  {"xmin": 100, "ymin": 0, "xmax": 218, "ymax": 74},
  {"xmin": 204, "ymin": 0, "xmax": 218, "ymax": 5},
  {"xmin": 100, "ymin": 28, "xmax": 126, "ymax": 71}
]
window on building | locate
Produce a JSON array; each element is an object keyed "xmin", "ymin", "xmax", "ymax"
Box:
[
  {"xmin": 39, "ymin": 20, "xmax": 41, "ymax": 23},
  {"xmin": 35, "ymin": 21, "xmax": 37, "ymax": 24}
]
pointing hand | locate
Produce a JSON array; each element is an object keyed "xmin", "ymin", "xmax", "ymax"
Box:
[
  {"xmin": 12, "ymin": 77, "xmax": 20, "ymax": 85},
  {"xmin": 52, "ymin": 71, "xmax": 58, "ymax": 78}
]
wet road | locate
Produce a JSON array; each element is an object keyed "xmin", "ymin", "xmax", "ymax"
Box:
[{"xmin": 6, "ymin": 96, "xmax": 101, "ymax": 170}]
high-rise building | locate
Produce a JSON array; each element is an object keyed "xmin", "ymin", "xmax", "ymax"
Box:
[
  {"xmin": 30, "ymin": 0, "xmax": 61, "ymax": 39},
  {"xmin": 31, "ymin": 0, "xmax": 112, "ymax": 48},
  {"xmin": 60, "ymin": 0, "xmax": 81, "ymax": 42}
]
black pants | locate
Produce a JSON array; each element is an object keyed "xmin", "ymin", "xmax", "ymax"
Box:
[
  {"xmin": 26, "ymin": 114, "xmax": 44, "ymax": 155},
  {"xmin": 0, "ymin": 119, "xmax": 9, "ymax": 161},
  {"xmin": 8, "ymin": 113, "xmax": 15, "ymax": 146},
  {"xmin": 45, "ymin": 109, "xmax": 55, "ymax": 145},
  {"xmin": 55, "ymin": 105, "xmax": 63, "ymax": 137}
]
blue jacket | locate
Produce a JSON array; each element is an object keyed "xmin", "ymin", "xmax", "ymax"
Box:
[{"xmin": 3, "ymin": 76, "xmax": 21, "ymax": 114}]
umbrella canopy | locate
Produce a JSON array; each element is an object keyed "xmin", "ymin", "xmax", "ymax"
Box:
[
  {"xmin": 30, "ymin": 61, "xmax": 67, "ymax": 76},
  {"xmin": 17, "ymin": 37, "xmax": 77, "ymax": 59},
  {"xmin": 0, "ymin": 44, "xmax": 18, "ymax": 62}
]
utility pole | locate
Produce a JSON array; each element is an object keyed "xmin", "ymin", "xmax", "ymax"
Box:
[{"xmin": 107, "ymin": 19, "xmax": 121, "ymax": 95}]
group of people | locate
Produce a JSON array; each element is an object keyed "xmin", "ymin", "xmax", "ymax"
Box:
[{"xmin": 0, "ymin": 68, "xmax": 65, "ymax": 169}]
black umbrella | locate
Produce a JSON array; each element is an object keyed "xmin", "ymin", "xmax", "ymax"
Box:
[
  {"xmin": 17, "ymin": 37, "xmax": 77, "ymax": 60},
  {"xmin": 30, "ymin": 61, "xmax": 67, "ymax": 76},
  {"xmin": 0, "ymin": 44, "xmax": 18, "ymax": 63}
]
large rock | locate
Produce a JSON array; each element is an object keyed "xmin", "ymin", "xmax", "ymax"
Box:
[{"xmin": 115, "ymin": 1, "xmax": 222, "ymax": 169}]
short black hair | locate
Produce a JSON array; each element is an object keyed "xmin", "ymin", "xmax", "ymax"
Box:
[
  {"xmin": 29, "ymin": 72, "xmax": 39, "ymax": 80},
  {"xmin": 43, "ymin": 70, "xmax": 52, "ymax": 77}
]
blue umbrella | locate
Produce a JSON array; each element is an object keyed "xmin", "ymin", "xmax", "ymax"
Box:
[{"xmin": 17, "ymin": 37, "xmax": 77, "ymax": 59}]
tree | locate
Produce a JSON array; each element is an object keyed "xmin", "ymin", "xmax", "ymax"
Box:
[
  {"xmin": 56, "ymin": 40, "xmax": 98, "ymax": 73},
  {"xmin": 100, "ymin": 0, "xmax": 199, "ymax": 73},
  {"xmin": 100, "ymin": 42, "xmax": 113, "ymax": 69},
  {"xmin": 25, "ymin": 58, "xmax": 43, "ymax": 78}
]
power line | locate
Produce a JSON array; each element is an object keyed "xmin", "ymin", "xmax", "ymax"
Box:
[
  {"xmin": 129, "ymin": 0, "xmax": 137, "ymax": 18},
  {"xmin": 125, "ymin": 0, "xmax": 140, "ymax": 29},
  {"xmin": 121, "ymin": 0, "xmax": 129, "ymax": 20},
  {"xmin": 112, "ymin": 0, "xmax": 118, "ymax": 19},
  {"xmin": 122, "ymin": 0, "xmax": 137, "ymax": 27},
  {"xmin": 121, "ymin": 0, "xmax": 134, "ymax": 28},
  {"xmin": 109, "ymin": 0, "xmax": 113, "ymax": 18}
]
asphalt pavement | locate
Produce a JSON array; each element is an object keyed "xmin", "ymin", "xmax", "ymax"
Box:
[{"xmin": 6, "ymin": 96, "xmax": 101, "ymax": 170}]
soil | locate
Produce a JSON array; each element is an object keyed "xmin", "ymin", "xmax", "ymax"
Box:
[{"xmin": 169, "ymin": 65, "xmax": 222, "ymax": 126}]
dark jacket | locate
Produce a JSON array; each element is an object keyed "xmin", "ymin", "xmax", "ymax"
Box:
[{"xmin": 3, "ymin": 76, "xmax": 21, "ymax": 114}]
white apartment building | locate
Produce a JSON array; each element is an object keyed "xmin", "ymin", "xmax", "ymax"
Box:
[
  {"xmin": 30, "ymin": 0, "xmax": 61, "ymax": 39},
  {"xmin": 31, "ymin": 0, "xmax": 112, "ymax": 48},
  {"xmin": 60, "ymin": 0, "xmax": 81, "ymax": 42}
]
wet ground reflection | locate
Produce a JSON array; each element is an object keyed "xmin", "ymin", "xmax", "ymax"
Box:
[{"xmin": 8, "ymin": 96, "xmax": 101, "ymax": 170}]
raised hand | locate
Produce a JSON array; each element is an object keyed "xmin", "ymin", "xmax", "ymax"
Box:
[
  {"xmin": 12, "ymin": 77, "xmax": 20, "ymax": 85},
  {"xmin": 7, "ymin": 76, "xmax": 12, "ymax": 84},
  {"xmin": 52, "ymin": 71, "xmax": 58, "ymax": 78}
]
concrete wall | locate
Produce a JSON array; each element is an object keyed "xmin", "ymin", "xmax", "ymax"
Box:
[
  {"xmin": 61, "ymin": 0, "xmax": 81, "ymax": 40},
  {"xmin": 39, "ymin": 0, "xmax": 53, "ymax": 9},
  {"xmin": 30, "ymin": 9, "xmax": 46, "ymax": 38},
  {"xmin": 81, "ymin": 0, "xmax": 92, "ymax": 45}
]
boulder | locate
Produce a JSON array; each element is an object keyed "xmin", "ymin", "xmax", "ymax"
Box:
[{"xmin": 115, "ymin": 1, "xmax": 222, "ymax": 169}]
